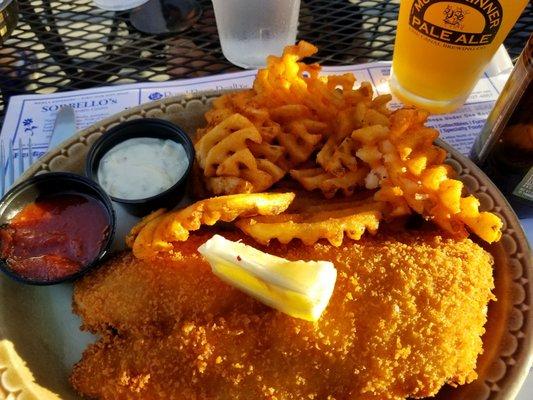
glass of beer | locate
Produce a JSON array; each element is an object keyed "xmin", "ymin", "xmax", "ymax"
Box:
[{"xmin": 390, "ymin": 0, "xmax": 529, "ymax": 114}]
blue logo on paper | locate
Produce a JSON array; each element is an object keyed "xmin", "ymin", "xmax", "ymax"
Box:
[
  {"xmin": 148, "ymin": 92, "xmax": 164, "ymax": 101},
  {"xmin": 22, "ymin": 118, "xmax": 38, "ymax": 136}
]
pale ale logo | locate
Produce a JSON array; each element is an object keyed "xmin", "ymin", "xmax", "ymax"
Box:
[
  {"xmin": 443, "ymin": 5, "xmax": 467, "ymax": 29},
  {"xmin": 409, "ymin": 0, "xmax": 503, "ymax": 46}
]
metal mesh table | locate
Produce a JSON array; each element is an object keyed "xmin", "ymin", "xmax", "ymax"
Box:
[{"xmin": 1, "ymin": 0, "xmax": 532, "ymax": 125}]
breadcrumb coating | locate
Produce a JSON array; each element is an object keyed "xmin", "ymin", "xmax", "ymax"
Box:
[
  {"xmin": 73, "ymin": 236, "xmax": 264, "ymax": 334},
  {"xmin": 71, "ymin": 229, "xmax": 494, "ymax": 400}
]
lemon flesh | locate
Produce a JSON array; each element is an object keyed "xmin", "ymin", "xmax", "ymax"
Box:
[
  {"xmin": 197, "ymin": 235, "xmax": 337, "ymax": 322},
  {"xmin": 0, "ymin": 340, "xmax": 61, "ymax": 400}
]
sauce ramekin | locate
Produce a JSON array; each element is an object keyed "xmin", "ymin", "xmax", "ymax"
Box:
[
  {"xmin": 0, "ymin": 172, "xmax": 116, "ymax": 285},
  {"xmin": 85, "ymin": 118, "xmax": 195, "ymax": 217}
]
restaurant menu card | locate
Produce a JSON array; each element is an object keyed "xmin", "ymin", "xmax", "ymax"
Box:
[{"xmin": 0, "ymin": 60, "xmax": 512, "ymax": 184}]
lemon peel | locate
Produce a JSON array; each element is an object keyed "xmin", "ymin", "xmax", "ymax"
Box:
[
  {"xmin": 0, "ymin": 340, "xmax": 61, "ymax": 400},
  {"xmin": 198, "ymin": 235, "xmax": 337, "ymax": 322}
]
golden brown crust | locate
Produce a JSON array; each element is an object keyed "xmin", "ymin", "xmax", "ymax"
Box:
[{"xmin": 71, "ymin": 229, "xmax": 494, "ymax": 400}]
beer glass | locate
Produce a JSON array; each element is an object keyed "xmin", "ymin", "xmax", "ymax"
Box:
[
  {"xmin": 212, "ymin": 0, "xmax": 301, "ymax": 69},
  {"xmin": 390, "ymin": 0, "xmax": 529, "ymax": 114}
]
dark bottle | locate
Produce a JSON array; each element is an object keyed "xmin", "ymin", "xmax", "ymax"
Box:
[
  {"xmin": 471, "ymin": 35, "xmax": 532, "ymax": 219},
  {"xmin": 0, "ymin": 0, "xmax": 18, "ymax": 45}
]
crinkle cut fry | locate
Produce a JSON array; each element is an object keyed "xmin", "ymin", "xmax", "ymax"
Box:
[
  {"xmin": 194, "ymin": 41, "xmax": 392, "ymax": 196},
  {"xmin": 368, "ymin": 109, "xmax": 503, "ymax": 243},
  {"xmin": 290, "ymin": 167, "xmax": 369, "ymax": 198},
  {"xmin": 192, "ymin": 41, "xmax": 502, "ymax": 244},
  {"xmin": 125, "ymin": 208, "xmax": 167, "ymax": 249},
  {"xmin": 236, "ymin": 199, "xmax": 384, "ymax": 246},
  {"xmin": 129, "ymin": 193, "xmax": 296, "ymax": 260}
]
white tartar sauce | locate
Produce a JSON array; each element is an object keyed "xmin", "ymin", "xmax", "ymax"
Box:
[{"xmin": 97, "ymin": 137, "xmax": 189, "ymax": 200}]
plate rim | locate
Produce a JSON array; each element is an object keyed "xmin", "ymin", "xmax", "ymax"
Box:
[{"xmin": 3, "ymin": 90, "xmax": 533, "ymax": 400}]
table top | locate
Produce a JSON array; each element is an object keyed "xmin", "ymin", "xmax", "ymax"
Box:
[
  {"xmin": 0, "ymin": 1, "xmax": 532, "ymax": 397},
  {"xmin": 0, "ymin": 0, "xmax": 532, "ymax": 126}
]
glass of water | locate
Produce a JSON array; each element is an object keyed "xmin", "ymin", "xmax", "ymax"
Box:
[{"xmin": 212, "ymin": 0, "xmax": 301, "ymax": 69}]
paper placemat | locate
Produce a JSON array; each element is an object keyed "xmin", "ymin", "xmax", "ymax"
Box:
[{"xmin": 0, "ymin": 57, "xmax": 513, "ymax": 185}]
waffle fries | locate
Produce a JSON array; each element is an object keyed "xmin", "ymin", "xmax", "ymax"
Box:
[
  {"xmin": 192, "ymin": 41, "xmax": 502, "ymax": 244},
  {"xmin": 236, "ymin": 198, "xmax": 384, "ymax": 246},
  {"xmin": 365, "ymin": 109, "xmax": 502, "ymax": 243},
  {"xmin": 194, "ymin": 41, "xmax": 390, "ymax": 199},
  {"xmin": 128, "ymin": 193, "xmax": 295, "ymax": 260}
]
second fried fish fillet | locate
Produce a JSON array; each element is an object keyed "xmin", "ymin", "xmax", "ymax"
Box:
[{"xmin": 71, "ymin": 229, "xmax": 495, "ymax": 400}]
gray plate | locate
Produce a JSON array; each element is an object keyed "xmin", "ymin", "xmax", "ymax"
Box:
[{"xmin": 0, "ymin": 91, "xmax": 531, "ymax": 399}]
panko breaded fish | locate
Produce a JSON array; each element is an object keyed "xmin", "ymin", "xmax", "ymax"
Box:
[
  {"xmin": 73, "ymin": 233, "xmax": 265, "ymax": 335},
  {"xmin": 71, "ymin": 229, "xmax": 495, "ymax": 400}
]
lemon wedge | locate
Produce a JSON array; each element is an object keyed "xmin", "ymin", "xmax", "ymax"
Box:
[
  {"xmin": 0, "ymin": 340, "xmax": 61, "ymax": 400},
  {"xmin": 197, "ymin": 235, "xmax": 337, "ymax": 322}
]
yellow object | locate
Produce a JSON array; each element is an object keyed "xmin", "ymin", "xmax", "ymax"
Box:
[
  {"xmin": 0, "ymin": 340, "xmax": 61, "ymax": 400},
  {"xmin": 127, "ymin": 192, "xmax": 295, "ymax": 260},
  {"xmin": 195, "ymin": 113, "xmax": 284, "ymax": 193},
  {"xmin": 236, "ymin": 199, "xmax": 384, "ymax": 247},
  {"xmin": 369, "ymin": 108, "xmax": 502, "ymax": 243},
  {"xmin": 391, "ymin": 0, "xmax": 528, "ymax": 113},
  {"xmin": 197, "ymin": 235, "xmax": 337, "ymax": 322},
  {"xmin": 195, "ymin": 41, "xmax": 392, "ymax": 198},
  {"xmin": 189, "ymin": 41, "xmax": 503, "ymax": 244}
]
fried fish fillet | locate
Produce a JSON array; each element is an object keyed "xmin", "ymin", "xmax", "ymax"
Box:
[
  {"xmin": 73, "ymin": 232, "xmax": 265, "ymax": 334},
  {"xmin": 71, "ymin": 229, "xmax": 494, "ymax": 400}
]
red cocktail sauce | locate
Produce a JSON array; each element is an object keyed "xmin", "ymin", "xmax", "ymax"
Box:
[{"xmin": 0, "ymin": 193, "xmax": 110, "ymax": 282}]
